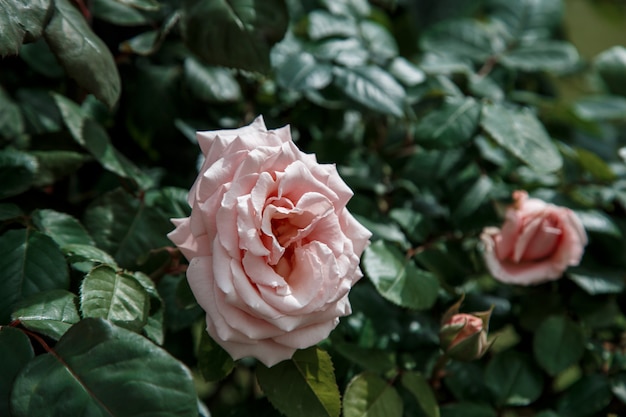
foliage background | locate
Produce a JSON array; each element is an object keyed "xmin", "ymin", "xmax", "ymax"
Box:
[{"xmin": 1, "ymin": 0, "xmax": 626, "ymax": 416}]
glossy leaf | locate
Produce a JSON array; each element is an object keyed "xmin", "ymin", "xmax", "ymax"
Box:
[
  {"xmin": 32, "ymin": 209, "xmax": 95, "ymax": 247},
  {"xmin": 0, "ymin": 148, "xmax": 38, "ymax": 199},
  {"xmin": 43, "ymin": 0, "xmax": 121, "ymax": 108},
  {"xmin": 184, "ymin": 57, "xmax": 242, "ymax": 102},
  {"xmin": 343, "ymin": 373, "xmax": 403, "ymax": 417},
  {"xmin": 62, "ymin": 244, "xmax": 118, "ymax": 268},
  {"xmin": 481, "ymin": 103, "xmax": 563, "ymax": 173},
  {"xmin": 308, "ymin": 10, "xmax": 358, "ymax": 40},
  {"xmin": 568, "ymin": 267, "xmax": 624, "ymax": 295},
  {"xmin": 485, "ymin": 350, "xmax": 543, "ymax": 406},
  {"xmin": 116, "ymin": 0, "xmax": 160, "ymax": 10},
  {"xmin": 11, "ymin": 318, "xmax": 197, "ymax": 417},
  {"xmin": 0, "ymin": 0, "xmax": 52, "ymax": 56},
  {"xmin": 362, "ymin": 241, "xmax": 439, "ymax": 310},
  {"xmin": 257, "ymin": 347, "xmax": 341, "ymax": 417},
  {"xmin": 594, "ymin": 45, "xmax": 626, "ymax": 97},
  {"xmin": 533, "ymin": 316, "xmax": 585, "ymax": 376},
  {"xmin": 0, "ymin": 229, "xmax": 69, "ymax": 324},
  {"xmin": 11, "ymin": 289, "xmax": 80, "ymax": 340},
  {"xmin": 572, "ymin": 95, "xmax": 626, "ymax": 121},
  {"xmin": 415, "ymin": 97, "xmax": 481, "ymax": 148},
  {"xmin": 0, "ymin": 327, "xmax": 34, "ymax": 416},
  {"xmin": 276, "ymin": 52, "xmax": 333, "ymax": 91}
]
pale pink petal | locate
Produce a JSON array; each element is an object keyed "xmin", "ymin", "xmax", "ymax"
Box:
[
  {"xmin": 167, "ymin": 218, "xmax": 212, "ymax": 260},
  {"xmin": 272, "ymin": 318, "xmax": 340, "ymax": 349}
]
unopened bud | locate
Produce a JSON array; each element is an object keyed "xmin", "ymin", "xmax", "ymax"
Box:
[{"xmin": 439, "ymin": 296, "xmax": 493, "ymax": 361}]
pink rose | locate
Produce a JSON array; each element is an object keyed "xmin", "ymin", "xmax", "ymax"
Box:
[
  {"xmin": 481, "ymin": 191, "xmax": 587, "ymax": 285},
  {"xmin": 445, "ymin": 314, "xmax": 485, "ymax": 349},
  {"xmin": 168, "ymin": 116, "xmax": 371, "ymax": 367}
]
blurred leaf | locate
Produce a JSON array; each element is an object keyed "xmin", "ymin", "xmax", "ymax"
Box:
[
  {"xmin": 0, "ymin": 327, "xmax": 34, "ymax": 417},
  {"xmin": 403, "ymin": 149, "xmax": 464, "ymax": 185},
  {"xmin": 0, "ymin": 0, "xmax": 52, "ymax": 56},
  {"xmin": 354, "ymin": 216, "xmax": 410, "ymax": 248},
  {"xmin": 572, "ymin": 95, "xmax": 626, "ymax": 121},
  {"xmin": 116, "ymin": 0, "xmax": 160, "ymax": 10},
  {"xmin": 444, "ymin": 361, "xmax": 493, "ymax": 403},
  {"xmin": 501, "ymin": 41, "xmax": 578, "ymax": 73},
  {"xmin": 312, "ymin": 38, "xmax": 368, "ymax": 66},
  {"xmin": 308, "ymin": 10, "xmax": 358, "ymax": 40},
  {"xmin": 84, "ymin": 188, "xmax": 172, "ymax": 268},
  {"xmin": 485, "ymin": 350, "xmax": 543, "ymax": 406},
  {"xmin": 334, "ymin": 343, "xmax": 396, "ymax": 374},
  {"xmin": 611, "ymin": 373, "xmax": 626, "ymax": 405},
  {"xmin": 415, "ymin": 97, "xmax": 481, "ymax": 148},
  {"xmin": 11, "ymin": 289, "xmax": 80, "ymax": 340},
  {"xmin": 145, "ymin": 187, "xmax": 191, "ymax": 218},
  {"xmin": 181, "ymin": 0, "xmax": 288, "ymax": 73},
  {"xmin": 257, "ymin": 347, "xmax": 341, "ymax": 417},
  {"xmin": 32, "ymin": 209, "xmax": 95, "ymax": 247},
  {"xmin": 389, "ymin": 208, "xmax": 429, "ymax": 242},
  {"xmin": 574, "ymin": 147, "xmax": 616, "ymax": 181},
  {"xmin": 388, "ymin": 57, "xmax": 425, "ymax": 87},
  {"xmin": 440, "ymin": 403, "xmax": 497, "ymax": 417},
  {"xmin": 568, "ymin": 267, "xmax": 624, "ymax": 295},
  {"xmin": 17, "ymin": 89, "xmax": 63, "ymax": 134},
  {"xmin": 320, "ymin": 0, "xmax": 370, "ymax": 17},
  {"xmin": 30, "ymin": 150, "xmax": 90, "ymax": 186},
  {"xmin": 343, "ymin": 372, "xmax": 402, "ymax": 417},
  {"xmin": 197, "ymin": 331, "xmax": 234, "ymax": 382},
  {"xmin": 488, "ymin": 0, "xmax": 563, "ymax": 41},
  {"xmin": 594, "ymin": 45, "xmax": 626, "ymax": 97},
  {"xmin": 401, "ymin": 372, "xmax": 440, "ymax": 417},
  {"xmin": 44, "ymin": 0, "xmax": 121, "ymax": 108},
  {"xmin": 0, "ymin": 229, "xmax": 69, "ymax": 324},
  {"xmin": 158, "ymin": 274, "xmax": 203, "ymax": 332},
  {"xmin": 333, "ymin": 66, "xmax": 406, "ymax": 117},
  {"xmin": 556, "ymin": 374, "xmax": 611, "ymax": 417},
  {"xmin": 452, "ymin": 175, "xmax": 492, "ymax": 220},
  {"xmin": 359, "ymin": 20, "xmax": 398, "ymax": 61},
  {"xmin": 19, "ymin": 39, "xmax": 65, "ymax": 78},
  {"xmin": 0, "ymin": 87, "xmax": 25, "ymax": 138},
  {"xmin": 533, "ymin": 316, "xmax": 585, "ymax": 376},
  {"xmin": 184, "ymin": 57, "xmax": 242, "ymax": 102},
  {"xmin": 276, "ymin": 52, "xmax": 333, "ymax": 91},
  {"xmin": 362, "ymin": 241, "xmax": 439, "ymax": 310},
  {"xmin": 574, "ymin": 210, "xmax": 621, "ymax": 238},
  {"xmin": 11, "ymin": 318, "xmax": 197, "ymax": 417},
  {"xmin": 481, "ymin": 103, "xmax": 562, "ymax": 173},
  {"xmin": 80, "ymin": 265, "xmax": 149, "ymax": 331},
  {"xmin": 120, "ymin": 30, "xmax": 158, "ymax": 55},
  {"xmin": 0, "ymin": 203, "xmax": 22, "ymax": 221},
  {"xmin": 92, "ymin": 0, "xmax": 150, "ymax": 26},
  {"xmin": 0, "ymin": 148, "xmax": 38, "ymax": 199},
  {"xmin": 420, "ymin": 19, "xmax": 498, "ymax": 62}
]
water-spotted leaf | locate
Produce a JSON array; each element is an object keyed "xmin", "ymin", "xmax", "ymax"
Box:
[
  {"xmin": 44, "ymin": 0, "xmax": 121, "ymax": 108},
  {"xmin": 11, "ymin": 289, "xmax": 80, "ymax": 340},
  {"xmin": 11, "ymin": 318, "xmax": 197, "ymax": 417},
  {"xmin": 257, "ymin": 347, "xmax": 341, "ymax": 417}
]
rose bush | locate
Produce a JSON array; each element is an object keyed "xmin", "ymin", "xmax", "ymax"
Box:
[
  {"xmin": 168, "ymin": 116, "xmax": 371, "ymax": 367},
  {"xmin": 481, "ymin": 191, "xmax": 587, "ymax": 286}
]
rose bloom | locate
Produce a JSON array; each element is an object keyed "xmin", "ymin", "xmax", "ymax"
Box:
[
  {"xmin": 168, "ymin": 116, "xmax": 371, "ymax": 367},
  {"xmin": 481, "ymin": 190, "xmax": 587, "ymax": 285}
]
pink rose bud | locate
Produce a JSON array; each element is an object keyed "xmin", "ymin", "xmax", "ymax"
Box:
[
  {"xmin": 481, "ymin": 191, "xmax": 587, "ymax": 286},
  {"xmin": 440, "ymin": 298, "xmax": 492, "ymax": 361},
  {"xmin": 168, "ymin": 116, "xmax": 372, "ymax": 367}
]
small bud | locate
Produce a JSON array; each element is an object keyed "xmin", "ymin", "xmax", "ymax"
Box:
[{"xmin": 439, "ymin": 296, "xmax": 493, "ymax": 361}]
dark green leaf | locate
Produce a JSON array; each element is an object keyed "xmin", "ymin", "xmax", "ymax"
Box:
[
  {"xmin": 92, "ymin": 0, "xmax": 150, "ymax": 26},
  {"xmin": 11, "ymin": 318, "xmax": 197, "ymax": 417},
  {"xmin": 17, "ymin": 89, "xmax": 63, "ymax": 134},
  {"xmin": 359, "ymin": 20, "xmax": 398, "ymax": 61},
  {"xmin": 452, "ymin": 175, "xmax": 492, "ymax": 220},
  {"xmin": 572, "ymin": 95, "xmax": 626, "ymax": 121},
  {"xmin": 501, "ymin": 41, "xmax": 579, "ymax": 73},
  {"xmin": 333, "ymin": 343, "xmax": 396, "ymax": 374},
  {"xmin": 80, "ymin": 265, "xmax": 150, "ymax": 331},
  {"xmin": 333, "ymin": 66, "xmax": 406, "ymax": 117},
  {"xmin": 0, "ymin": 87, "xmax": 25, "ymax": 138},
  {"xmin": 568, "ymin": 267, "xmax": 624, "ymax": 295},
  {"xmin": 388, "ymin": 57, "xmax": 425, "ymax": 87},
  {"xmin": 307, "ymin": 10, "xmax": 358, "ymax": 40},
  {"xmin": 32, "ymin": 209, "xmax": 95, "ymax": 247},
  {"xmin": 0, "ymin": 0, "xmax": 52, "ymax": 56},
  {"xmin": 420, "ymin": 19, "xmax": 498, "ymax": 62},
  {"xmin": 181, "ymin": 0, "xmax": 288, "ymax": 73},
  {"xmin": 574, "ymin": 147, "xmax": 616, "ymax": 181},
  {"xmin": 440, "ymin": 403, "xmax": 497, "ymax": 417},
  {"xmin": 116, "ymin": 0, "xmax": 160, "ymax": 11},
  {"xmin": 0, "ymin": 327, "xmax": 34, "ymax": 416},
  {"xmin": 0, "ymin": 203, "xmax": 23, "ymax": 221},
  {"xmin": 320, "ymin": 0, "xmax": 370, "ymax": 17},
  {"xmin": 488, "ymin": 0, "xmax": 563, "ymax": 41},
  {"xmin": 533, "ymin": 316, "xmax": 585, "ymax": 376},
  {"xmin": 594, "ymin": 45, "xmax": 626, "ymax": 97},
  {"xmin": 257, "ymin": 347, "xmax": 341, "ymax": 417},
  {"xmin": 44, "ymin": 0, "xmax": 121, "ymax": 108},
  {"xmin": 557, "ymin": 374, "xmax": 611, "ymax": 417},
  {"xmin": 481, "ymin": 103, "xmax": 563, "ymax": 173},
  {"xmin": 0, "ymin": 148, "xmax": 38, "ymax": 199},
  {"xmin": 485, "ymin": 350, "xmax": 543, "ymax": 406},
  {"xmin": 84, "ymin": 188, "xmax": 172, "ymax": 268},
  {"xmin": 611, "ymin": 373, "xmax": 626, "ymax": 405},
  {"xmin": 120, "ymin": 30, "xmax": 158, "ymax": 55},
  {"xmin": 343, "ymin": 372, "xmax": 403, "ymax": 417},
  {"xmin": 276, "ymin": 52, "xmax": 333, "ymax": 91},
  {"xmin": 415, "ymin": 97, "xmax": 481, "ymax": 148},
  {"xmin": 11, "ymin": 289, "xmax": 80, "ymax": 340},
  {"xmin": 197, "ymin": 331, "xmax": 234, "ymax": 382},
  {"xmin": 19, "ymin": 39, "xmax": 65, "ymax": 78},
  {"xmin": 30, "ymin": 150, "xmax": 90, "ymax": 186},
  {"xmin": 0, "ymin": 229, "xmax": 69, "ymax": 324},
  {"xmin": 362, "ymin": 241, "xmax": 439, "ymax": 310},
  {"xmin": 62, "ymin": 244, "xmax": 118, "ymax": 268},
  {"xmin": 401, "ymin": 372, "xmax": 440, "ymax": 417},
  {"xmin": 574, "ymin": 210, "xmax": 621, "ymax": 238},
  {"xmin": 129, "ymin": 271, "xmax": 164, "ymax": 345},
  {"xmin": 184, "ymin": 57, "xmax": 242, "ymax": 102}
]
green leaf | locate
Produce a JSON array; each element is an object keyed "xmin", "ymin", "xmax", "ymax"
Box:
[
  {"xmin": 574, "ymin": 210, "xmax": 621, "ymax": 238},
  {"xmin": 257, "ymin": 347, "xmax": 341, "ymax": 417},
  {"xmin": 276, "ymin": 52, "xmax": 333, "ymax": 91},
  {"xmin": 184, "ymin": 57, "xmax": 242, "ymax": 102},
  {"xmin": 80, "ymin": 265, "xmax": 150, "ymax": 331},
  {"xmin": 594, "ymin": 45, "xmax": 626, "ymax": 97},
  {"xmin": 489, "ymin": 0, "xmax": 563, "ymax": 41},
  {"xmin": 320, "ymin": 0, "xmax": 370, "ymax": 17},
  {"xmin": 485, "ymin": 350, "xmax": 543, "ymax": 406},
  {"xmin": 0, "ymin": 0, "xmax": 52, "ymax": 56},
  {"xmin": 29, "ymin": 150, "xmax": 90, "ymax": 186},
  {"xmin": 533, "ymin": 316, "xmax": 585, "ymax": 376},
  {"xmin": 92, "ymin": 0, "xmax": 150, "ymax": 26},
  {"xmin": 62, "ymin": 244, "xmax": 118, "ymax": 269},
  {"xmin": 362, "ymin": 241, "xmax": 439, "ymax": 310},
  {"xmin": 572, "ymin": 95, "xmax": 626, "ymax": 121},
  {"xmin": 333, "ymin": 66, "xmax": 406, "ymax": 117},
  {"xmin": 568, "ymin": 267, "xmax": 624, "ymax": 295},
  {"xmin": 11, "ymin": 318, "xmax": 197, "ymax": 417},
  {"xmin": 401, "ymin": 372, "xmax": 440, "ymax": 417},
  {"xmin": 420, "ymin": 19, "xmax": 498, "ymax": 62},
  {"xmin": 610, "ymin": 373, "xmax": 626, "ymax": 405},
  {"xmin": 32, "ymin": 209, "xmax": 95, "ymax": 247},
  {"xmin": 0, "ymin": 327, "xmax": 34, "ymax": 417},
  {"xmin": 197, "ymin": 331, "xmax": 234, "ymax": 382},
  {"xmin": 333, "ymin": 343, "xmax": 396, "ymax": 374},
  {"xmin": 0, "ymin": 148, "xmax": 38, "ymax": 199},
  {"xmin": 0, "ymin": 203, "xmax": 23, "ymax": 221},
  {"xmin": 181, "ymin": 0, "xmax": 288, "ymax": 73},
  {"xmin": 557, "ymin": 374, "xmax": 612, "ymax": 417},
  {"xmin": 440, "ymin": 403, "xmax": 497, "ymax": 417},
  {"xmin": 0, "ymin": 229, "xmax": 69, "ymax": 324},
  {"xmin": 11, "ymin": 289, "xmax": 80, "ymax": 340},
  {"xmin": 0, "ymin": 87, "xmax": 25, "ymax": 138},
  {"xmin": 84, "ymin": 188, "xmax": 172, "ymax": 268},
  {"xmin": 388, "ymin": 57, "xmax": 425, "ymax": 87},
  {"xmin": 359, "ymin": 20, "xmax": 398, "ymax": 61},
  {"xmin": 501, "ymin": 41, "xmax": 579, "ymax": 73},
  {"xmin": 116, "ymin": 0, "xmax": 160, "ymax": 11},
  {"xmin": 452, "ymin": 175, "xmax": 493, "ymax": 220},
  {"xmin": 307, "ymin": 10, "xmax": 358, "ymax": 40},
  {"xmin": 574, "ymin": 147, "xmax": 616, "ymax": 181},
  {"xmin": 343, "ymin": 372, "xmax": 403, "ymax": 417},
  {"xmin": 43, "ymin": 0, "xmax": 121, "ymax": 108},
  {"xmin": 128, "ymin": 271, "xmax": 164, "ymax": 345},
  {"xmin": 481, "ymin": 103, "xmax": 563, "ymax": 173},
  {"xmin": 415, "ymin": 97, "xmax": 481, "ymax": 148},
  {"xmin": 19, "ymin": 39, "xmax": 65, "ymax": 78}
]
